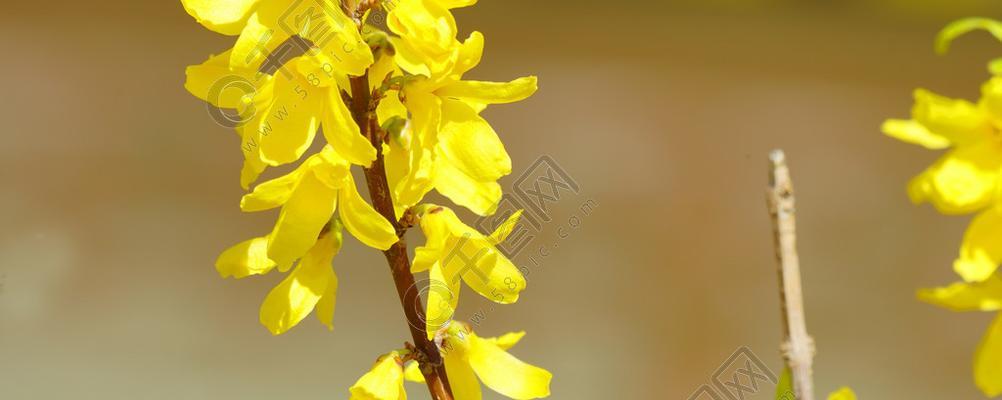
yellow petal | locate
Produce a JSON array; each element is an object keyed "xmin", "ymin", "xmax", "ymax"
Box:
[
  {"xmin": 956, "ymin": 210, "xmax": 1002, "ymax": 282},
  {"xmin": 257, "ymin": 68, "xmax": 323, "ymax": 166},
  {"xmin": 466, "ymin": 250, "xmax": 524, "ymax": 305},
  {"xmin": 181, "ymin": 0, "xmax": 260, "ymax": 36},
  {"xmin": 483, "ymin": 331, "xmax": 526, "ymax": 351},
  {"xmin": 338, "ymin": 175, "xmax": 399, "ymax": 250},
  {"xmin": 452, "ymin": 31, "xmax": 484, "ymax": 78},
  {"xmin": 436, "ymin": 77, "xmax": 538, "ymax": 108},
  {"xmin": 315, "ymin": 225, "xmax": 344, "ymax": 330},
  {"xmin": 434, "ymin": 159, "xmax": 503, "ymax": 216},
  {"xmin": 349, "ymin": 353, "xmax": 407, "ymax": 400},
  {"xmin": 322, "ymin": 85, "xmax": 376, "ymax": 166},
  {"xmin": 184, "ymin": 50, "xmax": 257, "ymax": 109},
  {"xmin": 467, "ymin": 333, "xmax": 552, "ymax": 399},
  {"xmin": 881, "ymin": 119, "xmax": 951, "ymax": 150},
  {"xmin": 426, "ymin": 262, "xmax": 461, "ymax": 340},
  {"xmin": 488, "ymin": 210, "xmax": 523, "ymax": 245},
  {"xmin": 229, "ymin": 13, "xmax": 286, "ymax": 71},
  {"xmin": 981, "ymin": 77, "xmax": 1002, "ymax": 122},
  {"xmin": 215, "ymin": 236, "xmax": 277, "ymax": 278},
  {"xmin": 907, "ymin": 141, "xmax": 1001, "ymax": 215},
  {"xmin": 917, "ymin": 275, "xmax": 1002, "ymax": 312},
  {"xmin": 433, "ymin": 0, "xmax": 478, "ymax": 9},
  {"xmin": 826, "ymin": 387, "xmax": 857, "ymax": 400},
  {"xmin": 267, "ymin": 170, "xmax": 338, "ymax": 267},
  {"xmin": 976, "ymin": 313, "xmax": 1002, "ymax": 397},
  {"xmin": 254, "ymin": 0, "xmax": 373, "ymax": 76},
  {"xmin": 403, "ymin": 361, "xmax": 426, "ymax": 383},
  {"xmin": 912, "ymin": 88, "xmax": 991, "ymax": 146},
  {"xmin": 240, "ymin": 162, "xmax": 311, "ymax": 211},
  {"xmin": 437, "ymin": 99, "xmax": 511, "ymax": 181},
  {"xmin": 259, "ymin": 232, "xmax": 337, "ymax": 335},
  {"xmin": 444, "ymin": 350, "xmax": 483, "ymax": 400}
]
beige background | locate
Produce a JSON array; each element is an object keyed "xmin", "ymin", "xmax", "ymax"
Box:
[{"xmin": 3, "ymin": 0, "xmax": 1002, "ymax": 398}]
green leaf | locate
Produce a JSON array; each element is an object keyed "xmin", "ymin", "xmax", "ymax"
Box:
[{"xmin": 775, "ymin": 367, "xmax": 794, "ymax": 400}]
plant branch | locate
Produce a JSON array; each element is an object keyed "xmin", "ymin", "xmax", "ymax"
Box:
[
  {"xmin": 767, "ymin": 149, "xmax": 815, "ymax": 400},
  {"xmin": 349, "ymin": 72, "xmax": 454, "ymax": 400}
]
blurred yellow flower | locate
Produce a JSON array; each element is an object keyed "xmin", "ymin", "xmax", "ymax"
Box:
[
  {"xmin": 826, "ymin": 387, "xmax": 857, "ymax": 400},
  {"xmin": 413, "ymin": 205, "xmax": 526, "ymax": 337},
  {"xmin": 920, "ymin": 275, "xmax": 1002, "ymax": 396},
  {"xmin": 883, "ymin": 78, "xmax": 1002, "ymax": 281}
]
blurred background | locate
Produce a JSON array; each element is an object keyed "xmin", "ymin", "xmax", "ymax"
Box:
[{"xmin": 4, "ymin": 0, "xmax": 1002, "ymax": 398}]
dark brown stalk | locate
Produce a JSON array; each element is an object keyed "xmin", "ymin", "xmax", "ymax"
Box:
[{"xmin": 348, "ymin": 72, "xmax": 454, "ymax": 400}]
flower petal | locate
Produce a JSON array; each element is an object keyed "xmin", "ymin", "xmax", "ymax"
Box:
[
  {"xmin": 338, "ymin": 175, "xmax": 399, "ymax": 250},
  {"xmin": 181, "ymin": 0, "xmax": 260, "ymax": 35},
  {"xmin": 315, "ymin": 226, "xmax": 343, "ymax": 331},
  {"xmin": 322, "ymin": 85, "xmax": 376, "ymax": 166},
  {"xmin": 426, "ymin": 262, "xmax": 460, "ymax": 340},
  {"xmin": 912, "ymin": 88, "xmax": 991, "ymax": 146},
  {"xmin": 444, "ymin": 350, "xmax": 483, "ymax": 400},
  {"xmin": 976, "ymin": 313, "xmax": 1002, "ymax": 397},
  {"xmin": 259, "ymin": 232, "xmax": 337, "ymax": 335},
  {"xmin": 917, "ymin": 275, "xmax": 1002, "ymax": 312},
  {"xmin": 215, "ymin": 236, "xmax": 277, "ymax": 278},
  {"xmin": 267, "ymin": 170, "xmax": 338, "ymax": 267},
  {"xmin": 257, "ymin": 68, "xmax": 323, "ymax": 166},
  {"xmin": 349, "ymin": 353, "xmax": 407, "ymax": 400},
  {"xmin": 907, "ymin": 141, "xmax": 1001, "ymax": 215},
  {"xmin": 240, "ymin": 162, "xmax": 312, "ymax": 211},
  {"xmin": 467, "ymin": 334, "xmax": 552, "ymax": 399},
  {"xmin": 956, "ymin": 210, "xmax": 1002, "ymax": 282},
  {"xmin": 881, "ymin": 119, "xmax": 951, "ymax": 150},
  {"xmin": 436, "ymin": 77, "xmax": 538, "ymax": 108}
]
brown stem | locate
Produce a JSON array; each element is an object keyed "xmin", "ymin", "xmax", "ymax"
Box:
[
  {"xmin": 348, "ymin": 73, "xmax": 454, "ymax": 400},
  {"xmin": 767, "ymin": 150, "xmax": 816, "ymax": 400}
]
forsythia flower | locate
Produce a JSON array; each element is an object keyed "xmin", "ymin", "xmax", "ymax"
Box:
[
  {"xmin": 920, "ymin": 275, "xmax": 1002, "ymax": 396},
  {"xmin": 407, "ymin": 323, "xmax": 552, "ymax": 400},
  {"xmin": 826, "ymin": 387, "xmax": 857, "ymax": 400},
  {"xmin": 350, "ymin": 351, "xmax": 408, "ymax": 400},
  {"xmin": 883, "ymin": 79, "xmax": 1002, "ymax": 282},
  {"xmin": 186, "ymin": 0, "xmax": 552, "ymax": 396},
  {"xmin": 240, "ymin": 145, "xmax": 398, "ymax": 267},
  {"xmin": 216, "ymin": 220, "xmax": 342, "ymax": 335},
  {"xmin": 412, "ymin": 205, "xmax": 526, "ymax": 337},
  {"xmin": 181, "ymin": 0, "xmax": 371, "ymax": 74},
  {"xmin": 185, "ymin": 31, "xmax": 375, "ymax": 188},
  {"xmin": 381, "ymin": 0, "xmax": 538, "ymax": 216},
  {"xmin": 438, "ymin": 324, "xmax": 551, "ymax": 400}
]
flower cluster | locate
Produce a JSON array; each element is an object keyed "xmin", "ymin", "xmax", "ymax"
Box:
[
  {"xmin": 885, "ymin": 18, "xmax": 1002, "ymax": 397},
  {"xmin": 181, "ymin": 0, "xmax": 550, "ymax": 398}
]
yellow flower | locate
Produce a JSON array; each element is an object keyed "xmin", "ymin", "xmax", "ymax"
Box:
[
  {"xmin": 826, "ymin": 387, "xmax": 857, "ymax": 400},
  {"xmin": 181, "ymin": 0, "xmax": 372, "ymax": 75},
  {"xmin": 378, "ymin": 28, "xmax": 537, "ymax": 216},
  {"xmin": 350, "ymin": 351, "xmax": 408, "ymax": 400},
  {"xmin": 412, "ymin": 205, "xmax": 526, "ymax": 337},
  {"xmin": 883, "ymin": 84, "xmax": 1002, "ymax": 214},
  {"xmin": 386, "ymin": 0, "xmax": 476, "ymax": 77},
  {"xmin": 920, "ymin": 275, "xmax": 1002, "ymax": 396},
  {"xmin": 215, "ymin": 221, "xmax": 342, "ymax": 335},
  {"xmin": 240, "ymin": 145, "xmax": 398, "ymax": 268},
  {"xmin": 185, "ymin": 43, "xmax": 376, "ymax": 188},
  {"xmin": 884, "ymin": 78, "xmax": 1002, "ymax": 281},
  {"xmin": 427, "ymin": 323, "xmax": 552, "ymax": 400}
]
